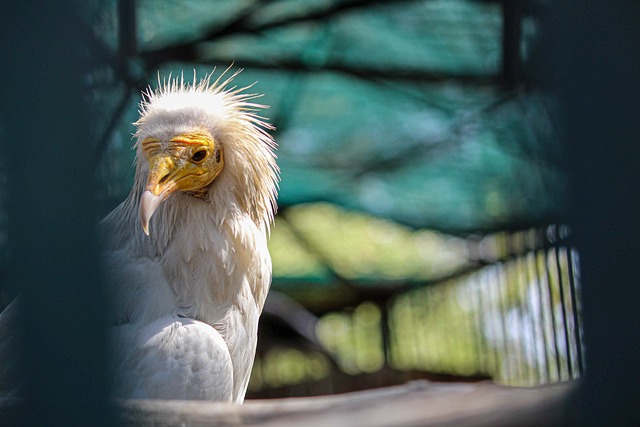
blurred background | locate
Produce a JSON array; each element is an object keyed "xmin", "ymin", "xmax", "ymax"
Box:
[
  {"xmin": 4, "ymin": 2, "xmax": 640, "ymax": 426},
  {"xmin": 77, "ymin": 0, "xmax": 583, "ymax": 398}
]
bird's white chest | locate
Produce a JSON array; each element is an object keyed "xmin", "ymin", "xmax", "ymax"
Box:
[
  {"xmin": 159, "ymin": 206, "xmax": 268, "ymax": 323},
  {"xmin": 157, "ymin": 203, "xmax": 271, "ymax": 400},
  {"xmin": 106, "ymin": 196, "xmax": 271, "ymax": 402}
]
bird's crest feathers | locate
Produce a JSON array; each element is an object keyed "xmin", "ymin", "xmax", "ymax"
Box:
[{"xmin": 132, "ymin": 67, "xmax": 279, "ymax": 232}]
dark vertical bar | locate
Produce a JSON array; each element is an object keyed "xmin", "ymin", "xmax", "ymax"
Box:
[
  {"xmin": 484, "ymin": 262, "xmax": 502, "ymax": 379},
  {"xmin": 410, "ymin": 290, "xmax": 423, "ymax": 369},
  {"xmin": 543, "ymin": 2, "xmax": 640, "ymax": 423},
  {"xmin": 379, "ymin": 301, "xmax": 391, "ymax": 367},
  {"xmin": 501, "ymin": 0, "xmax": 523, "ymax": 88},
  {"xmin": 543, "ymin": 235, "xmax": 562, "ymax": 380},
  {"xmin": 91, "ymin": 0, "xmax": 136, "ymax": 164},
  {"xmin": 0, "ymin": 2, "xmax": 114, "ymax": 426},
  {"xmin": 565, "ymin": 246, "xmax": 584, "ymax": 376},
  {"xmin": 118, "ymin": 0, "xmax": 137, "ymax": 70},
  {"xmin": 553, "ymin": 238, "xmax": 573, "ymax": 377}
]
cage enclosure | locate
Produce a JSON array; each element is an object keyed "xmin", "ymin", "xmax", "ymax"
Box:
[{"xmin": 2, "ymin": 1, "xmax": 639, "ymax": 426}]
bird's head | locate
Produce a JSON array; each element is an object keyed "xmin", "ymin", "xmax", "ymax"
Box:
[{"xmin": 133, "ymin": 69, "xmax": 278, "ymax": 235}]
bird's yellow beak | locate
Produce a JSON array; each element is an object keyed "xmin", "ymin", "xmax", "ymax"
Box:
[
  {"xmin": 139, "ymin": 154, "xmax": 178, "ymax": 236},
  {"xmin": 139, "ymin": 132, "xmax": 224, "ymax": 235}
]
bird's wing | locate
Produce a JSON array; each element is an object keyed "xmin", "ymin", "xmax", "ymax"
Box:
[
  {"xmin": 103, "ymin": 246, "xmax": 178, "ymax": 326},
  {"xmin": 111, "ymin": 314, "xmax": 233, "ymax": 401}
]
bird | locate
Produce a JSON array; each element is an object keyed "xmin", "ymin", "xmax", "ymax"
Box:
[{"xmin": 99, "ymin": 68, "xmax": 279, "ymax": 403}]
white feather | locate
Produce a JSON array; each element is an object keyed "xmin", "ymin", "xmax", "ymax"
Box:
[
  {"xmin": 111, "ymin": 315, "xmax": 233, "ymax": 400},
  {"xmin": 101, "ymin": 68, "xmax": 278, "ymax": 403}
]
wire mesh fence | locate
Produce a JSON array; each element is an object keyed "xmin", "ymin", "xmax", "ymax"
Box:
[
  {"xmin": 248, "ymin": 225, "xmax": 583, "ymax": 397},
  {"xmin": 388, "ymin": 225, "xmax": 583, "ymax": 386}
]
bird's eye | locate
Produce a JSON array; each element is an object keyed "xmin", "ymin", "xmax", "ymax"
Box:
[{"xmin": 191, "ymin": 150, "xmax": 207, "ymax": 163}]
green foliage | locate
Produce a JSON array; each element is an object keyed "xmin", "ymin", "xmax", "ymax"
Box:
[{"xmin": 269, "ymin": 203, "xmax": 468, "ymax": 282}]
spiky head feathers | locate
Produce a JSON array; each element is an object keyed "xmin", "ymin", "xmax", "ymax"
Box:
[{"xmin": 133, "ymin": 69, "xmax": 279, "ymax": 231}]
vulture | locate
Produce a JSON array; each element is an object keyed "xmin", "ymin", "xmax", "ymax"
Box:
[
  {"xmin": 101, "ymin": 69, "xmax": 279, "ymax": 403},
  {"xmin": 100, "ymin": 69, "xmax": 279, "ymax": 403}
]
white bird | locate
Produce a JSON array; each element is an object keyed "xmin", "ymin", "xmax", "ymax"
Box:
[{"xmin": 100, "ymin": 69, "xmax": 279, "ymax": 403}]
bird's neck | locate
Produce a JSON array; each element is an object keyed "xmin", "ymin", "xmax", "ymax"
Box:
[
  {"xmin": 154, "ymin": 190, "xmax": 270, "ymax": 401},
  {"xmin": 147, "ymin": 188, "xmax": 270, "ymax": 317},
  {"xmin": 101, "ymin": 162, "xmax": 271, "ymax": 327}
]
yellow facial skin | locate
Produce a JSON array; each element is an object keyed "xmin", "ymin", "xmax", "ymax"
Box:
[{"xmin": 139, "ymin": 130, "xmax": 224, "ymax": 235}]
